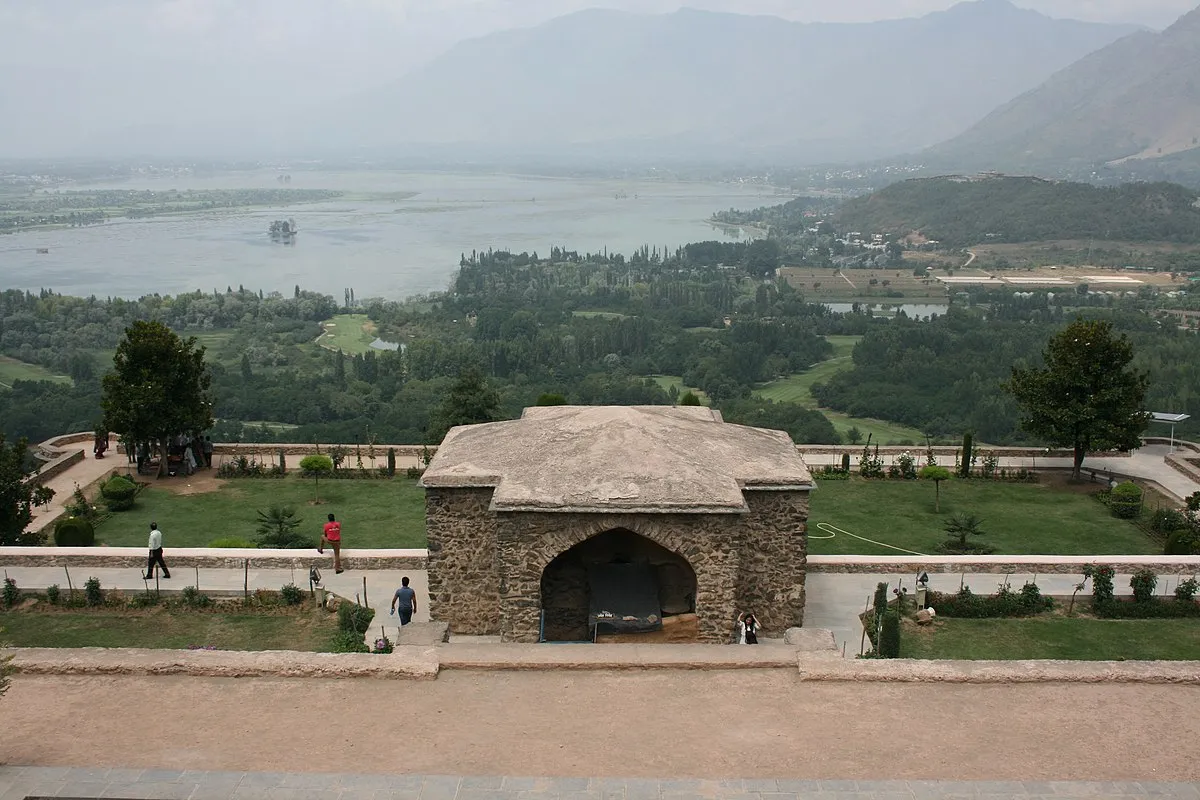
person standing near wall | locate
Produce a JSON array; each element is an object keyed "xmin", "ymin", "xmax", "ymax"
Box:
[{"xmin": 144, "ymin": 522, "xmax": 171, "ymax": 580}]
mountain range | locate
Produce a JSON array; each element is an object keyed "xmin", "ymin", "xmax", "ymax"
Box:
[
  {"xmin": 927, "ymin": 4, "xmax": 1200, "ymax": 171},
  {"xmin": 328, "ymin": 0, "xmax": 1136, "ymax": 164}
]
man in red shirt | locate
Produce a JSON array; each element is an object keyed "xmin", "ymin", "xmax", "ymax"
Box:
[{"xmin": 319, "ymin": 513, "xmax": 344, "ymax": 574}]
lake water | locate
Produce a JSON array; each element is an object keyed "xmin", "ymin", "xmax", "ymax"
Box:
[
  {"xmin": 0, "ymin": 170, "xmax": 788, "ymax": 300},
  {"xmin": 822, "ymin": 302, "xmax": 950, "ymax": 317}
]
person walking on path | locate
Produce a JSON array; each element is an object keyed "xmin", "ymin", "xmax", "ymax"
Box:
[
  {"xmin": 318, "ymin": 513, "xmax": 343, "ymax": 574},
  {"xmin": 144, "ymin": 522, "xmax": 170, "ymax": 580},
  {"xmin": 390, "ymin": 576, "xmax": 417, "ymax": 626},
  {"xmin": 202, "ymin": 436, "xmax": 214, "ymax": 468},
  {"xmin": 737, "ymin": 612, "xmax": 759, "ymax": 645}
]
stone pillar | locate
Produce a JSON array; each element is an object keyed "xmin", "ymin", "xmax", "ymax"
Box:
[
  {"xmin": 425, "ymin": 487, "xmax": 501, "ymax": 635},
  {"xmin": 737, "ymin": 490, "xmax": 809, "ymax": 635}
]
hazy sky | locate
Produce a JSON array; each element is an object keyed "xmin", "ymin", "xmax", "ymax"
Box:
[{"xmin": 0, "ymin": 0, "xmax": 1195, "ymax": 157}]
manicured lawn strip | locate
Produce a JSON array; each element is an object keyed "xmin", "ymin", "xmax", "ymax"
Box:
[
  {"xmin": 94, "ymin": 475, "xmax": 426, "ymax": 549},
  {"xmin": 0, "ymin": 355, "xmax": 72, "ymax": 388},
  {"xmin": 901, "ymin": 617, "xmax": 1200, "ymax": 660},
  {"xmin": 316, "ymin": 313, "xmax": 379, "ymax": 355},
  {"xmin": 808, "ymin": 477, "xmax": 1157, "ymax": 555},
  {"xmin": 0, "ymin": 608, "xmax": 338, "ymax": 651}
]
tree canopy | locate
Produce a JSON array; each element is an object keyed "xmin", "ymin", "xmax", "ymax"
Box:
[
  {"xmin": 427, "ymin": 369, "xmax": 502, "ymax": 442},
  {"xmin": 101, "ymin": 320, "xmax": 213, "ymax": 474},
  {"xmin": 1008, "ymin": 319, "xmax": 1150, "ymax": 478},
  {"xmin": 0, "ymin": 434, "xmax": 54, "ymax": 546}
]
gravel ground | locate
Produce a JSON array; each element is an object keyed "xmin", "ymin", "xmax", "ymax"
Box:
[{"xmin": 3, "ymin": 671, "xmax": 1198, "ymax": 781}]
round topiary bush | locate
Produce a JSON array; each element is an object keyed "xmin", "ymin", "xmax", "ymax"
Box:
[
  {"xmin": 1108, "ymin": 481, "xmax": 1143, "ymax": 519},
  {"xmin": 100, "ymin": 474, "xmax": 138, "ymax": 512},
  {"xmin": 1165, "ymin": 529, "xmax": 1199, "ymax": 555},
  {"xmin": 54, "ymin": 516, "xmax": 96, "ymax": 547}
]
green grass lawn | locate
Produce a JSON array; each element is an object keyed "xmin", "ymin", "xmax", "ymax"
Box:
[
  {"xmin": 94, "ymin": 475, "xmax": 426, "ymax": 548},
  {"xmin": 315, "ymin": 313, "xmax": 384, "ymax": 356},
  {"xmin": 809, "ymin": 477, "xmax": 1157, "ymax": 555},
  {"xmin": 0, "ymin": 355, "xmax": 72, "ymax": 388},
  {"xmin": 0, "ymin": 607, "xmax": 338, "ymax": 651},
  {"xmin": 754, "ymin": 335, "xmax": 928, "ymax": 444},
  {"xmin": 901, "ymin": 616, "xmax": 1200, "ymax": 660},
  {"xmin": 188, "ymin": 329, "xmax": 239, "ymax": 365},
  {"xmin": 648, "ymin": 375, "xmax": 709, "ymax": 404}
]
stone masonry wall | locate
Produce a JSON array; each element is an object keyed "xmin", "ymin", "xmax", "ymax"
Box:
[
  {"xmin": 495, "ymin": 512, "xmax": 744, "ymax": 643},
  {"xmin": 424, "ymin": 487, "xmax": 500, "ymax": 635},
  {"xmin": 737, "ymin": 490, "xmax": 809, "ymax": 634}
]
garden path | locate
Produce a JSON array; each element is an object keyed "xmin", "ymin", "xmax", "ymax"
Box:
[{"xmin": 28, "ymin": 435, "xmax": 120, "ymax": 536}]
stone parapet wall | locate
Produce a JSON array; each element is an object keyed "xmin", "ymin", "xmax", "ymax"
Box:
[
  {"xmin": 0, "ymin": 546, "xmax": 427, "ymax": 570},
  {"xmin": 808, "ymin": 554, "xmax": 1200, "ymax": 574},
  {"xmin": 212, "ymin": 443, "xmax": 437, "ymax": 459},
  {"xmin": 795, "ymin": 444, "xmax": 1130, "ymax": 459},
  {"xmin": 28, "ymin": 448, "xmax": 84, "ymax": 486},
  {"xmin": 797, "ymin": 658, "xmax": 1200, "ymax": 684},
  {"xmin": 1143, "ymin": 437, "xmax": 1200, "ymax": 452},
  {"xmin": 1165, "ymin": 452, "xmax": 1200, "ymax": 486},
  {"xmin": 425, "ymin": 488, "xmax": 501, "ymax": 635}
]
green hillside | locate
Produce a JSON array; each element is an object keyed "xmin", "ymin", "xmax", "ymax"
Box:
[{"xmin": 832, "ymin": 175, "xmax": 1200, "ymax": 246}]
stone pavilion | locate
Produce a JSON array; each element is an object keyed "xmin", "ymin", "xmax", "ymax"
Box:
[{"xmin": 420, "ymin": 405, "xmax": 813, "ymax": 642}]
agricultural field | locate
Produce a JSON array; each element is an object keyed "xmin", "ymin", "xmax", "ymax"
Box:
[
  {"xmin": 778, "ymin": 266, "xmax": 948, "ymax": 301},
  {"xmin": 808, "ymin": 476, "xmax": 1158, "ymax": 556},
  {"xmin": 0, "ymin": 355, "xmax": 72, "ymax": 388},
  {"xmin": 970, "ymin": 240, "xmax": 1200, "ymax": 276}
]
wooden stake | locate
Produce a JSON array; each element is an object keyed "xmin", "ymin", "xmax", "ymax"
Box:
[
  {"xmin": 195, "ymin": 566, "xmax": 200, "ymax": 590},
  {"xmin": 244, "ymin": 559, "xmax": 249, "ymax": 600},
  {"xmin": 362, "ymin": 576, "xmax": 368, "ymax": 609},
  {"xmin": 64, "ymin": 566, "xmax": 74, "ymax": 598}
]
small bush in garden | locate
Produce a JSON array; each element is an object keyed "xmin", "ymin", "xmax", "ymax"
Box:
[
  {"xmin": 255, "ymin": 505, "xmax": 314, "ymax": 549},
  {"xmin": 100, "ymin": 475, "xmax": 138, "ymax": 512},
  {"xmin": 280, "ymin": 583, "xmax": 305, "ymax": 606},
  {"xmin": 337, "ymin": 602, "xmax": 376, "ymax": 634},
  {"xmin": 1174, "ymin": 577, "xmax": 1199, "ymax": 602},
  {"xmin": 1130, "ymin": 569, "xmax": 1159, "ymax": 604},
  {"xmin": 372, "ymin": 636, "xmax": 394, "ymax": 654},
  {"xmin": 2, "ymin": 578, "xmax": 20, "ymax": 608},
  {"xmin": 330, "ymin": 629, "xmax": 370, "ymax": 653},
  {"xmin": 1164, "ymin": 529, "xmax": 1200, "ymax": 555},
  {"xmin": 128, "ymin": 593, "xmax": 159, "ymax": 608},
  {"xmin": 387, "ymin": 448, "xmax": 396, "ymax": 477},
  {"xmin": 209, "ymin": 537, "xmax": 255, "ymax": 548},
  {"xmin": 84, "ymin": 576, "xmax": 103, "ymax": 607},
  {"xmin": 1107, "ymin": 482, "xmax": 1143, "ymax": 519},
  {"xmin": 53, "ymin": 516, "xmax": 96, "ymax": 547},
  {"xmin": 1151, "ymin": 508, "xmax": 1188, "ymax": 533},
  {"xmin": 872, "ymin": 582, "xmax": 888, "ymax": 628},
  {"xmin": 878, "ymin": 611, "xmax": 901, "ymax": 658},
  {"xmin": 1084, "ymin": 564, "xmax": 1116, "ymax": 606},
  {"xmin": 179, "ymin": 586, "xmax": 212, "ymax": 608},
  {"xmin": 405, "ymin": 466, "xmax": 424, "ymax": 479},
  {"xmin": 46, "ymin": 584, "xmax": 61, "ymax": 605}
]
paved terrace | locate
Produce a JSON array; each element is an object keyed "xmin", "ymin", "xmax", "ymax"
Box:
[{"xmin": 1, "ymin": 767, "xmax": 1198, "ymax": 800}]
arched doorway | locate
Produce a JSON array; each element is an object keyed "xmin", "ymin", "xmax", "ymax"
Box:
[{"xmin": 539, "ymin": 528, "xmax": 698, "ymax": 642}]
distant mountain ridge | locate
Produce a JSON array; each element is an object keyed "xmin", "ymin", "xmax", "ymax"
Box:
[
  {"xmin": 926, "ymin": 3, "xmax": 1200, "ymax": 171},
  {"xmin": 334, "ymin": 0, "xmax": 1138, "ymax": 164},
  {"xmin": 832, "ymin": 175, "xmax": 1200, "ymax": 246}
]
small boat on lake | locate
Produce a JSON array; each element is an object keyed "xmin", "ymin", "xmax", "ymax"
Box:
[{"xmin": 36, "ymin": 248, "xmax": 49, "ymax": 254}]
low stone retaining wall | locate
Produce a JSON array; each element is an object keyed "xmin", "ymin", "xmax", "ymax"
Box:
[
  {"xmin": 796, "ymin": 658, "xmax": 1200, "ymax": 684},
  {"xmin": 1165, "ymin": 452, "xmax": 1200, "ymax": 485},
  {"xmin": 796, "ymin": 444, "xmax": 1129, "ymax": 459},
  {"xmin": 211, "ymin": 443, "xmax": 436, "ymax": 460},
  {"xmin": 28, "ymin": 448, "xmax": 84, "ymax": 486},
  {"xmin": 807, "ymin": 554, "xmax": 1200, "ymax": 574},
  {"xmin": 0, "ymin": 546, "xmax": 428, "ymax": 570},
  {"xmin": 5, "ymin": 646, "xmax": 438, "ymax": 680}
]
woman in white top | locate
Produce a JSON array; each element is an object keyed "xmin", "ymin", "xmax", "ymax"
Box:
[{"xmin": 737, "ymin": 612, "xmax": 760, "ymax": 645}]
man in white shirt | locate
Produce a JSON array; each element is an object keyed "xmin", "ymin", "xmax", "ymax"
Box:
[{"xmin": 144, "ymin": 522, "xmax": 171, "ymax": 580}]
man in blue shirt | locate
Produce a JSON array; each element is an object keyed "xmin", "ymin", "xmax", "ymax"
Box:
[{"xmin": 390, "ymin": 576, "xmax": 417, "ymax": 626}]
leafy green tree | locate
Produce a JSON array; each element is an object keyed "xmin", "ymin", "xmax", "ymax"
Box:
[
  {"xmin": 427, "ymin": 369, "xmax": 501, "ymax": 442},
  {"xmin": 918, "ymin": 465, "xmax": 952, "ymax": 512},
  {"xmin": 536, "ymin": 393, "xmax": 567, "ymax": 406},
  {"xmin": 101, "ymin": 321, "xmax": 214, "ymax": 477},
  {"xmin": 845, "ymin": 426, "xmax": 863, "ymax": 445},
  {"xmin": 1008, "ymin": 320, "xmax": 1149, "ymax": 479},
  {"xmin": 0, "ymin": 434, "xmax": 55, "ymax": 546},
  {"xmin": 679, "ymin": 391, "xmax": 702, "ymax": 406},
  {"xmin": 299, "ymin": 455, "xmax": 333, "ymax": 504}
]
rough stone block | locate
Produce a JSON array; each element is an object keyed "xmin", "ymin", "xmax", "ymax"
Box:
[{"xmin": 784, "ymin": 627, "xmax": 837, "ymax": 651}]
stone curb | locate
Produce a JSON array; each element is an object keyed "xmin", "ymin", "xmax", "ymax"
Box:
[
  {"xmin": 4, "ymin": 646, "xmax": 440, "ymax": 680},
  {"xmin": 797, "ymin": 658, "xmax": 1200, "ymax": 683},
  {"xmin": 807, "ymin": 555, "xmax": 1200, "ymax": 574},
  {"xmin": 0, "ymin": 546, "xmax": 428, "ymax": 570}
]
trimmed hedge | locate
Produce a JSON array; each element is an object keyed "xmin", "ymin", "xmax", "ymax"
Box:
[
  {"xmin": 100, "ymin": 475, "xmax": 138, "ymax": 512},
  {"xmin": 53, "ymin": 516, "xmax": 96, "ymax": 547},
  {"xmin": 927, "ymin": 583, "xmax": 1053, "ymax": 618}
]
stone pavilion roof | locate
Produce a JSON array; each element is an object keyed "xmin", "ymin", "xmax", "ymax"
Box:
[{"xmin": 420, "ymin": 405, "xmax": 813, "ymax": 513}]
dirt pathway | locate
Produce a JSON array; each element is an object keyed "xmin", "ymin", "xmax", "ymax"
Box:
[{"xmin": 2, "ymin": 672, "xmax": 1197, "ymax": 780}]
